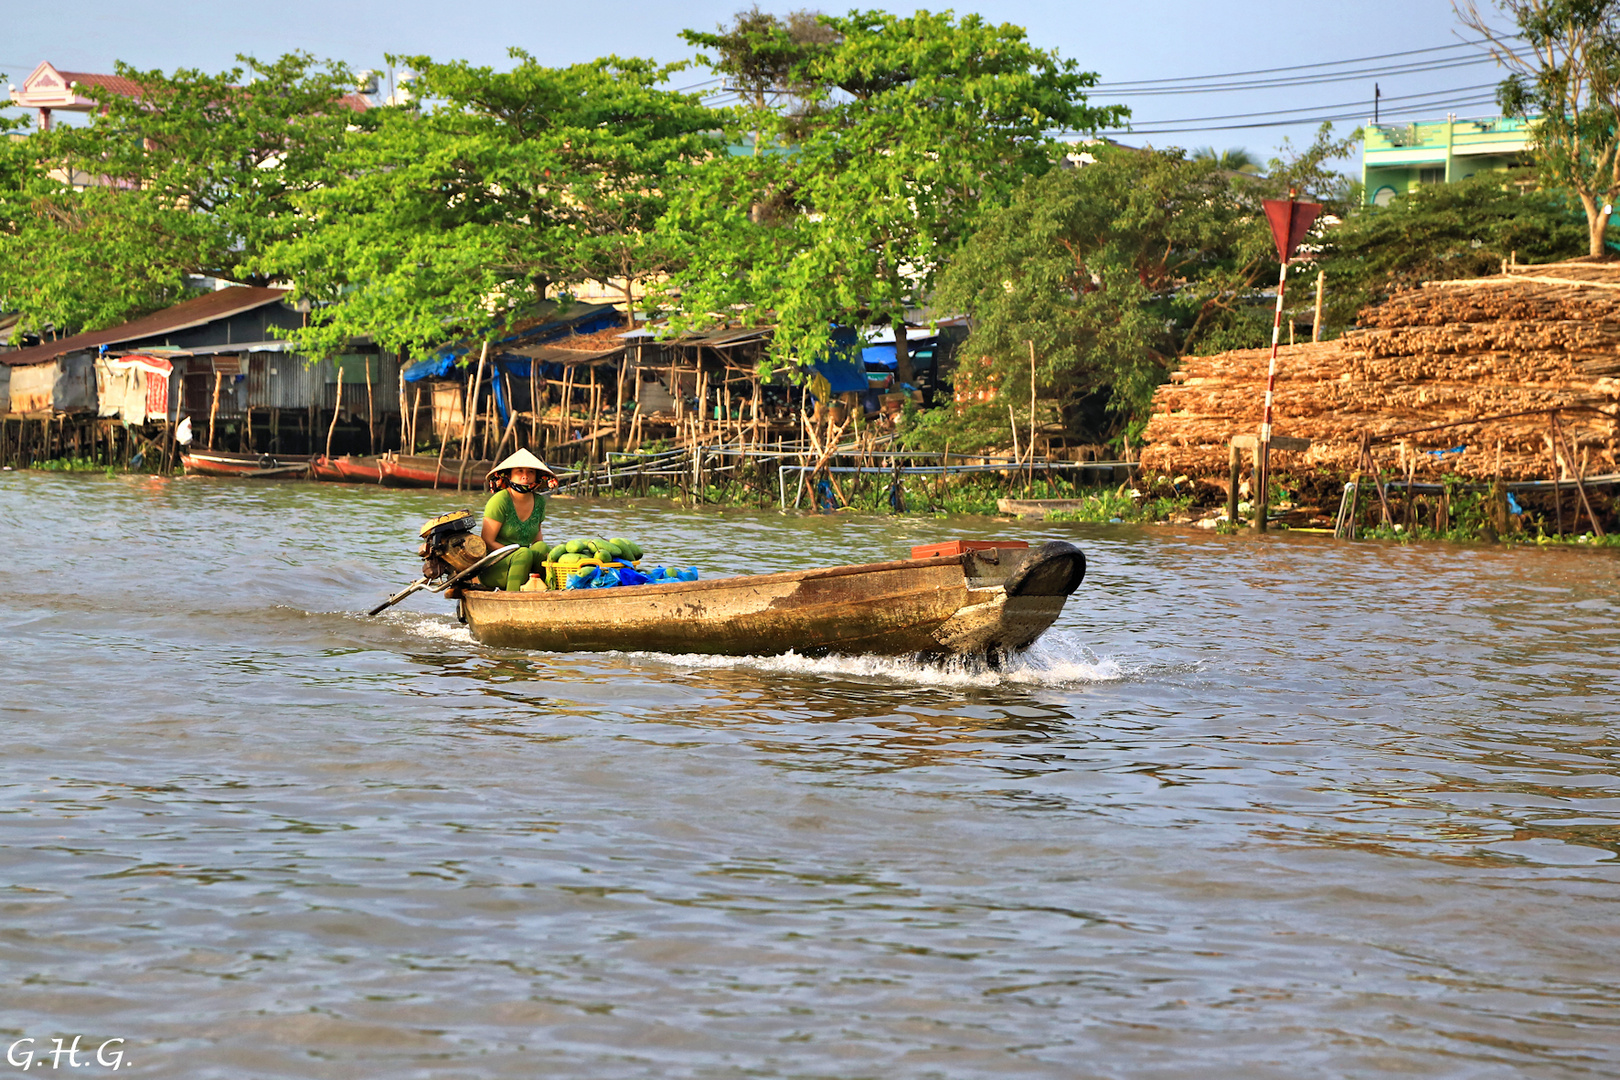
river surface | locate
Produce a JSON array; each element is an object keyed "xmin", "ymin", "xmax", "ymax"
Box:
[{"xmin": 2, "ymin": 471, "xmax": 1618, "ymax": 1079}]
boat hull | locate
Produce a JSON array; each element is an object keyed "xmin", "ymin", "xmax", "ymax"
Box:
[
  {"xmin": 335, "ymin": 455, "xmax": 385, "ymax": 483},
  {"xmin": 180, "ymin": 450, "xmax": 309, "ymax": 479},
  {"xmin": 456, "ymin": 542, "xmax": 1085, "ymax": 659},
  {"xmin": 309, "ymin": 455, "xmax": 345, "ymax": 481},
  {"xmin": 380, "ymin": 455, "xmax": 492, "ymax": 489}
]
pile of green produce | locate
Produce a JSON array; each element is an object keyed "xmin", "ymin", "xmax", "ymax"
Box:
[{"xmin": 546, "ymin": 537, "xmax": 643, "ymax": 567}]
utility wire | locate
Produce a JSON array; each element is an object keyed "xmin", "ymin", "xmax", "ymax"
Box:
[
  {"xmin": 1099, "ymin": 54, "xmax": 1501, "ymax": 95},
  {"xmin": 1092, "ymin": 35, "xmax": 1518, "ymax": 86},
  {"xmin": 1115, "ymin": 83, "xmax": 1501, "ymax": 126},
  {"xmin": 1096, "ymin": 97, "xmax": 1504, "ymax": 135}
]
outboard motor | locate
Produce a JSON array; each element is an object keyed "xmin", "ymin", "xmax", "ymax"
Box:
[{"xmin": 417, "ymin": 510, "xmax": 489, "ymax": 582}]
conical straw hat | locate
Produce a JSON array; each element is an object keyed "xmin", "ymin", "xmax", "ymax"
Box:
[{"xmin": 486, "ymin": 448, "xmax": 555, "ymax": 482}]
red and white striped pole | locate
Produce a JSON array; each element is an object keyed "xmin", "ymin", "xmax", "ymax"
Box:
[
  {"xmin": 1255, "ymin": 259, "xmax": 1288, "ymax": 532},
  {"xmin": 1254, "ymin": 192, "xmax": 1321, "ymax": 533}
]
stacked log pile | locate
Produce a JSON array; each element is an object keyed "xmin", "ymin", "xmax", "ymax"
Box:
[{"xmin": 1141, "ymin": 261, "xmax": 1620, "ymax": 481}]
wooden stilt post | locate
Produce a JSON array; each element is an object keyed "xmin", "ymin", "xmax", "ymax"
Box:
[
  {"xmin": 458, "ymin": 341, "xmax": 489, "ymax": 489},
  {"xmin": 365, "ymin": 359, "xmax": 375, "ymax": 455},
  {"xmin": 1312, "ymin": 269, "xmax": 1326, "ymax": 342},
  {"xmin": 1027, "ymin": 340, "xmax": 1038, "ymax": 492},
  {"xmin": 1551, "ymin": 412, "xmax": 1605, "ymax": 538},
  {"xmin": 326, "ymin": 366, "xmax": 343, "ymax": 462},
  {"xmin": 1228, "ymin": 440, "xmax": 1241, "ymax": 525},
  {"xmin": 208, "ymin": 370, "xmax": 223, "ymax": 450},
  {"xmin": 614, "ymin": 358, "xmax": 626, "ymax": 442}
]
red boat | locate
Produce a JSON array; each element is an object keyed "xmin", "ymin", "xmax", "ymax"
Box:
[
  {"xmin": 310, "ymin": 455, "xmax": 386, "ymax": 482},
  {"xmin": 309, "ymin": 454, "xmax": 345, "ymax": 481},
  {"xmin": 341, "ymin": 455, "xmax": 386, "ymax": 483},
  {"xmin": 180, "ymin": 450, "xmax": 310, "ymax": 480},
  {"xmin": 379, "ymin": 454, "xmax": 493, "ymax": 489}
]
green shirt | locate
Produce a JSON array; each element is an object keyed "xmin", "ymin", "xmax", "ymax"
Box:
[{"xmin": 484, "ymin": 488, "xmax": 546, "ymax": 548}]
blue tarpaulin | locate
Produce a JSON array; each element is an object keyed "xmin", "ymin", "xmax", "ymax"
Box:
[
  {"xmin": 401, "ymin": 302, "xmax": 622, "ymax": 385},
  {"xmin": 401, "ymin": 302, "xmax": 624, "ymax": 426},
  {"xmin": 808, "ymin": 326, "xmax": 868, "ymax": 395},
  {"xmin": 861, "ymin": 340, "xmax": 940, "ymax": 372}
]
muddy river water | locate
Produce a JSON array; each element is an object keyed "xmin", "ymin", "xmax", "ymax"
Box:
[{"xmin": 2, "ymin": 471, "xmax": 1618, "ymax": 1079}]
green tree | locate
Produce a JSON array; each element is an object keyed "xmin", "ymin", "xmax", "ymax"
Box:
[
  {"xmin": 914, "ymin": 128, "xmax": 1355, "ymax": 452},
  {"xmin": 1317, "ymin": 171, "xmax": 1591, "ymax": 319},
  {"xmin": 1192, "ymin": 146, "xmax": 1263, "ymax": 175},
  {"xmin": 682, "ymin": 8, "xmax": 833, "ymax": 125},
  {"xmin": 0, "ymin": 54, "xmax": 361, "ymax": 337},
  {"xmin": 1458, "ymin": 0, "xmax": 1620, "ymax": 256},
  {"xmin": 259, "ymin": 50, "xmax": 723, "ymax": 357},
  {"xmin": 53, "ymin": 53, "xmax": 363, "ymax": 283},
  {"xmin": 0, "ymin": 182, "xmax": 216, "ymax": 339},
  {"xmin": 664, "ymin": 8, "xmax": 1128, "ymax": 383}
]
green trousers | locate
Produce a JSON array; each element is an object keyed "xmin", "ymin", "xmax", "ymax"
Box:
[{"xmin": 480, "ymin": 540, "xmax": 550, "ymax": 591}]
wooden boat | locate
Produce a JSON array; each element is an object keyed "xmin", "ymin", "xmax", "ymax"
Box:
[
  {"xmin": 451, "ymin": 541, "xmax": 1086, "ymax": 660},
  {"xmin": 309, "ymin": 454, "xmax": 345, "ymax": 481},
  {"xmin": 180, "ymin": 449, "xmax": 310, "ymax": 479},
  {"xmin": 310, "ymin": 454, "xmax": 386, "ymax": 483},
  {"xmin": 379, "ymin": 454, "xmax": 494, "ymax": 489}
]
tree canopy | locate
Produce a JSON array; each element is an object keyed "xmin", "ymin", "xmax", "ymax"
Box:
[
  {"xmin": 0, "ymin": 53, "xmax": 360, "ymax": 337},
  {"xmin": 911, "ymin": 128, "xmax": 1355, "ymax": 452},
  {"xmin": 662, "ymin": 8, "xmax": 1128, "ymax": 382},
  {"xmin": 254, "ymin": 50, "xmax": 724, "ymax": 355},
  {"xmin": 1316, "ymin": 170, "xmax": 1593, "ymax": 322},
  {"xmin": 1459, "ymin": 0, "xmax": 1620, "ymax": 255}
]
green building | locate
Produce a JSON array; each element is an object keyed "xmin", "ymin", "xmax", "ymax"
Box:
[{"xmin": 1361, "ymin": 115, "xmax": 1533, "ymax": 205}]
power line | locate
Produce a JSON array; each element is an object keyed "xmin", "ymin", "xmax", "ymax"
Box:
[
  {"xmin": 1096, "ymin": 97, "xmax": 1504, "ymax": 136},
  {"xmin": 1092, "ymin": 35, "xmax": 1517, "ymax": 87},
  {"xmin": 670, "ymin": 76, "xmax": 724, "ymax": 93},
  {"xmin": 1116, "ymin": 83, "xmax": 1501, "ymax": 126},
  {"xmin": 1098, "ymin": 54, "xmax": 1502, "ymax": 95}
]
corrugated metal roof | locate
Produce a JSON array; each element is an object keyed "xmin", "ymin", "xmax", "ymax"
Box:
[
  {"xmin": 126, "ymin": 339, "xmax": 292, "ymax": 356},
  {"xmin": 1, "ymin": 287, "xmax": 288, "ymax": 368}
]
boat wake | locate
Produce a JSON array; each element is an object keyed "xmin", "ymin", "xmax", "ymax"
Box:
[
  {"xmin": 381, "ymin": 611, "xmax": 475, "ymax": 645},
  {"xmin": 380, "ymin": 615, "xmax": 1127, "ymax": 689},
  {"xmin": 619, "ymin": 631, "xmax": 1129, "ymax": 689}
]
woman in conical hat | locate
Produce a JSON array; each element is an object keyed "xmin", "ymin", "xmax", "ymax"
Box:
[{"xmin": 478, "ymin": 449, "xmax": 561, "ymax": 591}]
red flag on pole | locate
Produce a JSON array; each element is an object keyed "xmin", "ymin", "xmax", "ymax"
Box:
[{"xmin": 1263, "ymin": 198, "xmax": 1322, "ymax": 264}]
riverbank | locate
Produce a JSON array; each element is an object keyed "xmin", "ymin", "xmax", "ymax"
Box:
[{"xmin": 12, "ymin": 453, "xmax": 1618, "ymax": 549}]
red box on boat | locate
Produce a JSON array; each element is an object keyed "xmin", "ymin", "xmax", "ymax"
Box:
[{"xmin": 910, "ymin": 539, "xmax": 1029, "ymax": 560}]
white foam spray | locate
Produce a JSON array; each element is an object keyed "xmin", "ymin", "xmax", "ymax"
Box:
[{"xmin": 617, "ymin": 631, "xmax": 1127, "ymax": 689}]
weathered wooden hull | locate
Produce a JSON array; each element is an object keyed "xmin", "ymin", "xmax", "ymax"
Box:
[
  {"xmin": 337, "ymin": 455, "xmax": 385, "ymax": 483},
  {"xmin": 456, "ymin": 542, "xmax": 1086, "ymax": 659},
  {"xmin": 180, "ymin": 450, "xmax": 309, "ymax": 479},
  {"xmin": 380, "ymin": 454, "xmax": 492, "ymax": 489},
  {"xmin": 309, "ymin": 455, "xmax": 345, "ymax": 481}
]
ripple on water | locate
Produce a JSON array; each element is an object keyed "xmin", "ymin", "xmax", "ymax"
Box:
[{"xmin": 3, "ymin": 473, "xmax": 1619, "ymax": 1079}]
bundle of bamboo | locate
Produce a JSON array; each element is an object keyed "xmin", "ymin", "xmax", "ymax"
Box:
[{"xmin": 1140, "ymin": 262, "xmax": 1620, "ymax": 482}]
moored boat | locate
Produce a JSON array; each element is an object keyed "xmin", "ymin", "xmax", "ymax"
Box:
[
  {"xmin": 309, "ymin": 454, "xmax": 345, "ymax": 481},
  {"xmin": 335, "ymin": 455, "xmax": 386, "ymax": 483},
  {"xmin": 450, "ymin": 541, "xmax": 1086, "ymax": 661},
  {"xmin": 379, "ymin": 454, "xmax": 494, "ymax": 489},
  {"xmin": 180, "ymin": 449, "xmax": 310, "ymax": 479}
]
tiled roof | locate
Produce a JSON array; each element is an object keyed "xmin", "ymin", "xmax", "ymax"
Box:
[{"xmin": 56, "ymin": 71, "xmax": 147, "ymax": 99}]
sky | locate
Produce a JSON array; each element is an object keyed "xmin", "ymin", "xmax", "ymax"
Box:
[{"xmin": 2, "ymin": 0, "xmax": 1515, "ymax": 174}]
